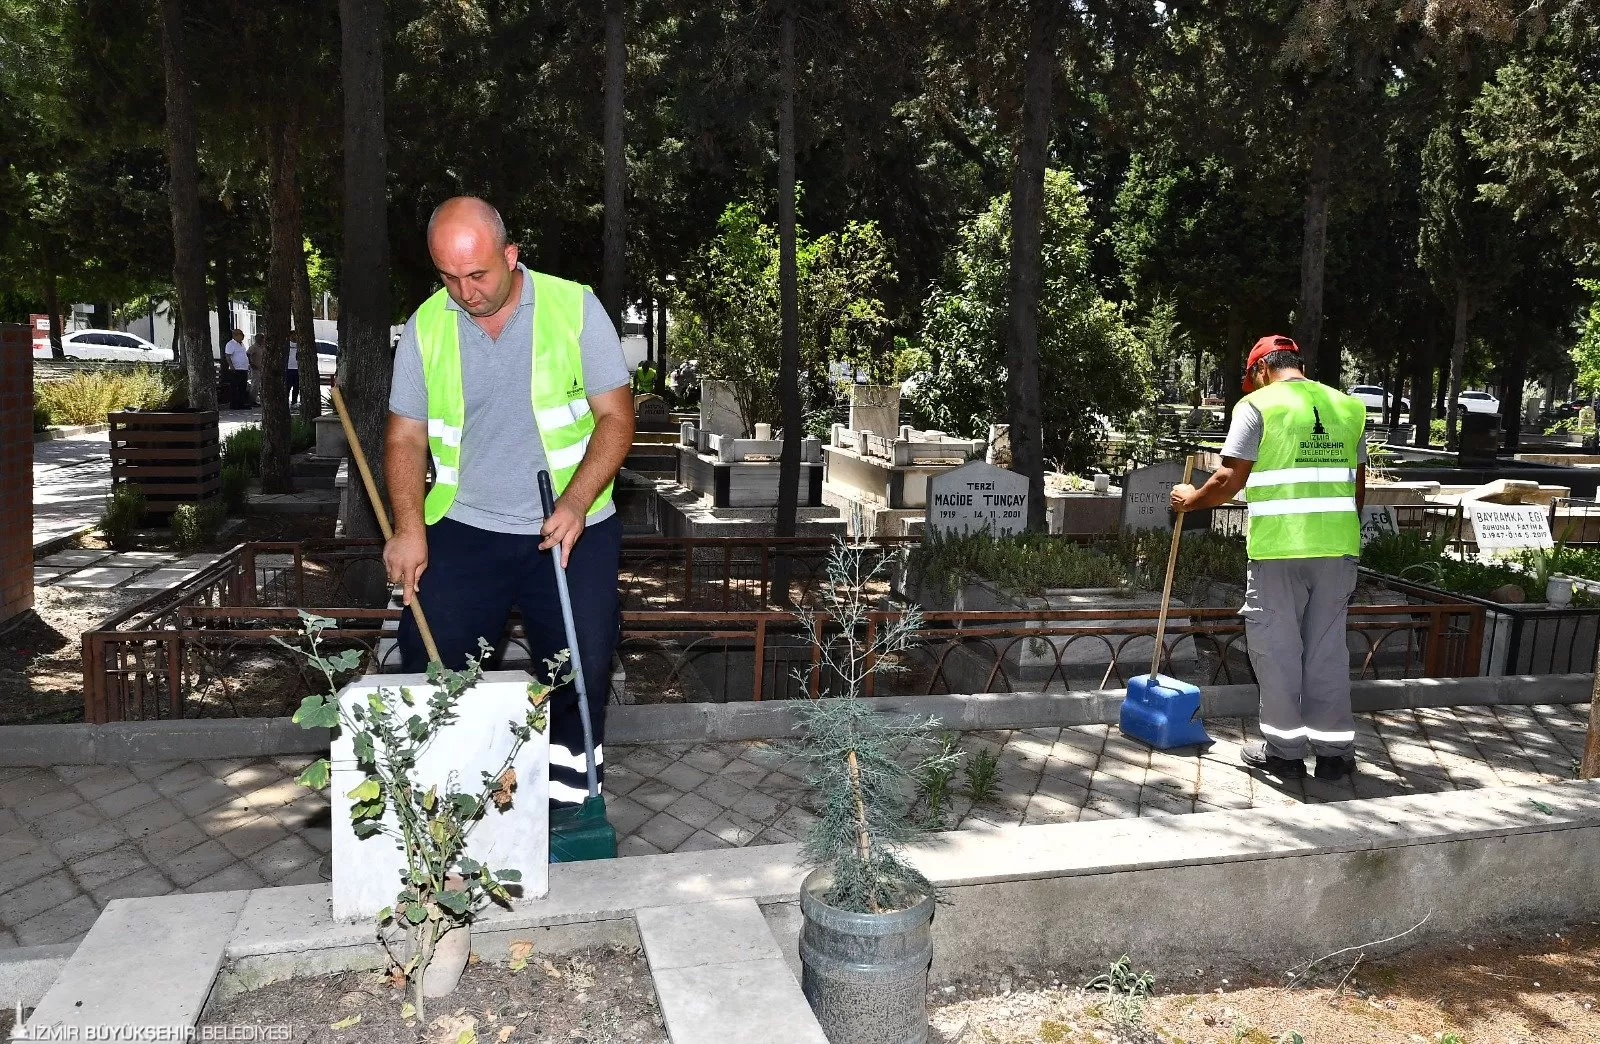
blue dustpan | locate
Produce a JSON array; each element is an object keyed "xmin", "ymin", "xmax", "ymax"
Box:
[{"xmin": 1120, "ymin": 672, "xmax": 1212, "ymax": 749}]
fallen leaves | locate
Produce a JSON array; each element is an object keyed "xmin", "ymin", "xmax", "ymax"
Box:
[
  {"xmin": 508, "ymin": 940, "xmax": 534, "ymax": 973},
  {"xmin": 491, "ymin": 767, "xmax": 517, "ymax": 810},
  {"xmin": 330, "ymin": 1014, "xmax": 361, "ymax": 1029}
]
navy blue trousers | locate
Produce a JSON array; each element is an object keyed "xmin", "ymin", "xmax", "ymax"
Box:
[{"xmin": 397, "ymin": 515, "xmax": 621, "ymax": 807}]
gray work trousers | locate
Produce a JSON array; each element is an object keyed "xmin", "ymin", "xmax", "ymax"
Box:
[{"xmin": 1240, "ymin": 555, "xmax": 1359, "ymax": 760}]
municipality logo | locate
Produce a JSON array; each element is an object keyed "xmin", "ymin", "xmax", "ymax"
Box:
[{"xmin": 1311, "ymin": 406, "xmax": 1327, "ymax": 436}]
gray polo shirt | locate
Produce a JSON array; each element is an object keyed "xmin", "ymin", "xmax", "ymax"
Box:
[{"xmin": 389, "ymin": 264, "xmax": 630, "ymax": 533}]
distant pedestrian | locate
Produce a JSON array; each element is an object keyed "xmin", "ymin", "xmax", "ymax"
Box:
[
  {"xmin": 223, "ymin": 328, "xmax": 251, "ymax": 409},
  {"xmin": 286, "ymin": 339, "xmax": 300, "ymax": 407},
  {"xmin": 247, "ymin": 336, "xmax": 264, "ymax": 407}
]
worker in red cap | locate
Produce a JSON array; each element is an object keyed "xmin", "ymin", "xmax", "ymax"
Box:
[{"xmin": 1169, "ymin": 335, "xmax": 1369, "ymax": 781}]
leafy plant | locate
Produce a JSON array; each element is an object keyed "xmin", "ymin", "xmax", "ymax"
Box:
[
  {"xmin": 1087, "ymin": 955, "xmax": 1156, "ymax": 1028},
  {"xmin": 291, "ymin": 415, "xmax": 315, "ymax": 454},
  {"xmin": 35, "ymin": 365, "xmax": 176, "ymax": 426},
  {"xmin": 281, "ymin": 612, "xmax": 559, "ymax": 1022},
  {"xmin": 170, "ymin": 499, "xmax": 226, "ymax": 550},
  {"xmin": 221, "ymin": 465, "xmax": 251, "ymax": 513},
  {"xmin": 222, "ymin": 424, "xmax": 265, "ymax": 477},
  {"xmin": 792, "ymin": 539, "xmax": 961, "ymax": 915},
  {"xmin": 913, "ymin": 732, "xmax": 964, "ymax": 828},
  {"xmin": 100, "ymin": 485, "xmax": 146, "ymax": 548},
  {"xmin": 960, "ymin": 746, "xmax": 1002, "ymax": 803}
]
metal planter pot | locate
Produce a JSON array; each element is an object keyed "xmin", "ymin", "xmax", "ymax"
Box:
[{"xmin": 799, "ymin": 868, "xmax": 936, "ymax": 1044}]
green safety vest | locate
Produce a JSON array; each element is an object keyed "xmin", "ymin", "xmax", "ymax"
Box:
[
  {"xmin": 413, "ymin": 269, "xmax": 612, "ymax": 525},
  {"xmin": 1241, "ymin": 380, "xmax": 1365, "ymax": 560}
]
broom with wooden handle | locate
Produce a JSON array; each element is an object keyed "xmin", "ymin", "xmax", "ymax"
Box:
[
  {"xmin": 1148, "ymin": 454, "xmax": 1195, "ymax": 681},
  {"xmin": 330, "ymin": 385, "xmax": 441, "ymax": 664}
]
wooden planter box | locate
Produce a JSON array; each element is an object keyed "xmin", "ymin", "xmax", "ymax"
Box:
[{"xmin": 109, "ymin": 409, "xmax": 221, "ymax": 514}]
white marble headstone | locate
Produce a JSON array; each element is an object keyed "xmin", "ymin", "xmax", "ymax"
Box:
[
  {"xmin": 330, "ymin": 670, "xmax": 550, "ymax": 922},
  {"xmin": 925, "ymin": 460, "xmax": 1029, "ymax": 538},
  {"xmin": 1120, "ymin": 458, "xmax": 1215, "ymax": 533}
]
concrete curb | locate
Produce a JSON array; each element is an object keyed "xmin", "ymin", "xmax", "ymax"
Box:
[
  {"xmin": 31, "ymin": 522, "xmax": 98, "ymax": 557},
  {"xmin": 606, "ymin": 673, "xmax": 1595, "ymax": 744},
  {"xmin": 0, "ymin": 719, "xmax": 331, "ymax": 766},
  {"xmin": 0, "ymin": 943, "xmax": 77, "ymax": 1008},
  {"xmin": 20, "ymin": 779, "xmax": 1598, "ymax": 1036},
  {"xmin": 33, "ymin": 423, "xmax": 109, "ymax": 443},
  {"xmin": 4, "ymin": 674, "xmax": 1588, "ymax": 764}
]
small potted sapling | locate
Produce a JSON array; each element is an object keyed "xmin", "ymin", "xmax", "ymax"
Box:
[
  {"xmin": 282, "ymin": 612, "xmax": 562, "ymax": 1022},
  {"xmin": 790, "ymin": 540, "xmax": 961, "ymax": 1044}
]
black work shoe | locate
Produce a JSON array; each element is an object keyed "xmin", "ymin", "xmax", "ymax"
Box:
[
  {"xmin": 1314, "ymin": 754, "xmax": 1357, "ymax": 780},
  {"xmin": 1240, "ymin": 740, "xmax": 1306, "ymax": 778}
]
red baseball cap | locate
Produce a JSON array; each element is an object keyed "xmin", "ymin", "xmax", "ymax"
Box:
[{"xmin": 1243, "ymin": 335, "xmax": 1300, "ymax": 391}]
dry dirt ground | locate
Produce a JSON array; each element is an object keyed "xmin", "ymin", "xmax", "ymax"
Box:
[
  {"xmin": 929, "ymin": 923, "xmax": 1600, "ymax": 1044},
  {"xmin": 200, "ymin": 946, "xmax": 666, "ymax": 1044}
]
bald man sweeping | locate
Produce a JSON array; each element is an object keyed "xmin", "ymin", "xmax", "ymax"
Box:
[{"xmin": 384, "ymin": 196, "xmax": 635, "ymax": 810}]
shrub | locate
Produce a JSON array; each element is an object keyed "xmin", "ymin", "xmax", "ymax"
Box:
[
  {"xmin": 909, "ymin": 531, "xmax": 1127, "ymax": 596},
  {"xmin": 100, "ymin": 486, "xmax": 146, "ymax": 549},
  {"xmin": 35, "ymin": 366, "xmax": 175, "ymax": 426},
  {"xmin": 221, "ymin": 465, "xmax": 252, "ymax": 513},
  {"xmin": 171, "ymin": 500, "xmax": 227, "ymax": 551},
  {"xmin": 291, "ymin": 415, "xmax": 316, "ymax": 454},
  {"xmin": 33, "ymin": 404, "xmax": 50, "ymax": 432},
  {"xmin": 222, "ymin": 424, "xmax": 264, "ymax": 477}
]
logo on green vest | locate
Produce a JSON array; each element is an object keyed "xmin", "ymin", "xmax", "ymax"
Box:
[
  {"xmin": 1311, "ymin": 406, "xmax": 1327, "ymax": 435},
  {"xmin": 569, "ymin": 376, "xmax": 584, "ymax": 398}
]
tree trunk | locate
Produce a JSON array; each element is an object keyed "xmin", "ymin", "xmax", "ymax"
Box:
[
  {"xmin": 1293, "ymin": 134, "xmax": 1332, "ymax": 378},
  {"xmin": 1445, "ymin": 283, "xmax": 1470, "ymax": 448},
  {"xmin": 44, "ymin": 265, "xmax": 63, "ymax": 358},
  {"xmin": 157, "ymin": 0, "xmax": 217, "ymax": 410},
  {"xmin": 1582, "ymin": 672, "xmax": 1600, "ymax": 778},
  {"xmin": 1410, "ymin": 310, "xmax": 1434, "ymax": 447},
  {"xmin": 1502, "ymin": 342, "xmax": 1526, "ymax": 452},
  {"xmin": 213, "ymin": 252, "xmax": 232, "ymax": 356},
  {"xmin": 294, "ymin": 239, "xmax": 322, "ymax": 419},
  {"xmin": 642, "ymin": 292, "xmax": 654, "ymax": 364},
  {"xmin": 260, "ymin": 115, "xmax": 299, "ymax": 494},
  {"xmin": 1221, "ymin": 308, "xmax": 1244, "ymax": 417},
  {"xmin": 600, "ymin": 0, "xmax": 627, "ymax": 330},
  {"xmin": 1003, "ymin": 0, "xmax": 1057, "ymax": 533},
  {"xmin": 774, "ymin": 6, "xmax": 803, "ymax": 547},
  {"xmin": 655, "ymin": 282, "xmax": 668, "ymax": 394},
  {"xmin": 338, "ymin": 0, "xmax": 393, "ymax": 538}
]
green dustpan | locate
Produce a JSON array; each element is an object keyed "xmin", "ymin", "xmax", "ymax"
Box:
[
  {"xmin": 549, "ymin": 795, "xmax": 617, "ymax": 862},
  {"xmin": 539, "ymin": 471, "xmax": 616, "ymax": 863}
]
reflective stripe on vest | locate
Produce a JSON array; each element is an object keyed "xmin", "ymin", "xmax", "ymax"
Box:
[
  {"xmin": 1240, "ymin": 380, "xmax": 1365, "ymax": 560},
  {"xmin": 413, "ymin": 270, "xmax": 613, "ymax": 525}
]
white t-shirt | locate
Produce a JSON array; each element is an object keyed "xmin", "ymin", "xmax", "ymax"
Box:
[
  {"xmin": 224, "ymin": 338, "xmax": 249, "ymax": 371},
  {"xmin": 287, "ymin": 343, "xmax": 299, "ymax": 370}
]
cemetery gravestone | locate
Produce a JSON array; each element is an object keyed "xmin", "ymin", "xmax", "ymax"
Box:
[
  {"xmin": 1121, "ymin": 458, "xmax": 1214, "ymax": 533},
  {"xmin": 699, "ymin": 379, "xmax": 747, "ymax": 437},
  {"xmin": 1467, "ymin": 501, "xmax": 1553, "ymax": 552},
  {"xmin": 635, "ymin": 394, "xmax": 671, "ymax": 432},
  {"xmin": 1360, "ymin": 504, "xmax": 1400, "ymax": 546},
  {"xmin": 848, "ymin": 385, "xmax": 900, "ymax": 439},
  {"xmin": 331, "ymin": 671, "xmax": 550, "ymax": 921},
  {"xmin": 925, "ymin": 460, "xmax": 1029, "ymax": 538}
]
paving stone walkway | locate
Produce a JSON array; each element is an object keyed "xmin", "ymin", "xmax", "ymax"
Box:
[
  {"xmin": 1, "ymin": 702, "xmax": 1587, "ymax": 950},
  {"xmin": 34, "ymin": 548, "xmax": 225, "ymax": 593}
]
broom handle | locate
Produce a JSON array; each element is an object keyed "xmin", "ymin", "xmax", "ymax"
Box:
[
  {"xmin": 539, "ymin": 470, "xmax": 600, "ymax": 799},
  {"xmin": 330, "ymin": 385, "xmax": 442, "ymax": 665},
  {"xmin": 1149, "ymin": 455, "xmax": 1195, "ymax": 680}
]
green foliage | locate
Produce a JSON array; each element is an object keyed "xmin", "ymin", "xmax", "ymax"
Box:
[
  {"xmin": 221, "ymin": 466, "xmax": 251, "ymax": 513},
  {"xmin": 1086, "ymin": 955, "xmax": 1156, "ymax": 1028},
  {"xmin": 100, "ymin": 485, "xmax": 145, "ymax": 549},
  {"xmin": 170, "ymin": 500, "xmax": 226, "ymax": 550},
  {"xmin": 912, "ymin": 171, "xmax": 1149, "ymax": 472},
  {"xmin": 913, "ymin": 733, "xmax": 963, "ymax": 829},
  {"xmin": 291, "ymin": 415, "xmax": 315, "ymax": 454},
  {"xmin": 792, "ymin": 541, "xmax": 960, "ymax": 915},
  {"xmin": 1358, "ymin": 530, "xmax": 1574, "ymax": 600},
  {"xmin": 33, "ymin": 403, "xmax": 50, "ymax": 433},
  {"xmin": 960, "ymin": 746, "xmax": 1001, "ymax": 804},
  {"xmin": 34, "ymin": 366, "xmax": 175, "ymax": 426},
  {"xmin": 671, "ymin": 201, "xmax": 896, "ymax": 435},
  {"xmin": 1572, "ymin": 280, "xmax": 1600, "ymax": 397},
  {"xmin": 222, "ymin": 425, "xmax": 265, "ymax": 478},
  {"xmin": 281, "ymin": 612, "xmax": 564, "ymax": 1022},
  {"xmin": 907, "ymin": 530, "xmax": 1247, "ymax": 603}
]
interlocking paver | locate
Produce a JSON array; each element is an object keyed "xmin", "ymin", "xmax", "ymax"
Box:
[
  {"xmin": 33, "ymin": 805, "xmax": 105, "ymax": 842},
  {"xmin": 52, "ymin": 821, "xmax": 126, "ymax": 862},
  {"xmin": 638, "ymin": 811, "xmax": 696, "ymax": 852},
  {"xmin": 662, "ymin": 792, "xmax": 722, "ymax": 831},
  {"xmin": 656, "ymin": 761, "xmax": 711, "ymax": 794},
  {"xmin": 164, "ymin": 839, "xmax": 236, "ymax": 887},
  {"xmin": 69, "ymin": 843, "xmax": 151, "ymax": 892},
  {"xmin": 12, "ymin": 893, "xmax": 101, "ymax": 946}
]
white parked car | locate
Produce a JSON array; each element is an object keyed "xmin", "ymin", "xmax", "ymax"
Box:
[
  {"xmin": 34, "ymin": 329, "xmax": 172, "ymax": 363},
  {"xmin": 1347, "ymin": 385, "xmax": 1409, "ymax": 412},
  {"xmin": 1458, "ymin": 390, "xmax": 1501, "ymax": 415}
]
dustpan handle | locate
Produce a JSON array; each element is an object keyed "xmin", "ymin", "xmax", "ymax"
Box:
[
  {"xmin": 539, "ymin": 471, "xmax": 600, "ymax": 799},
  {"xmin": 1150, "ymin": 455, "xmax": 1195, "ymax": 681}
]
